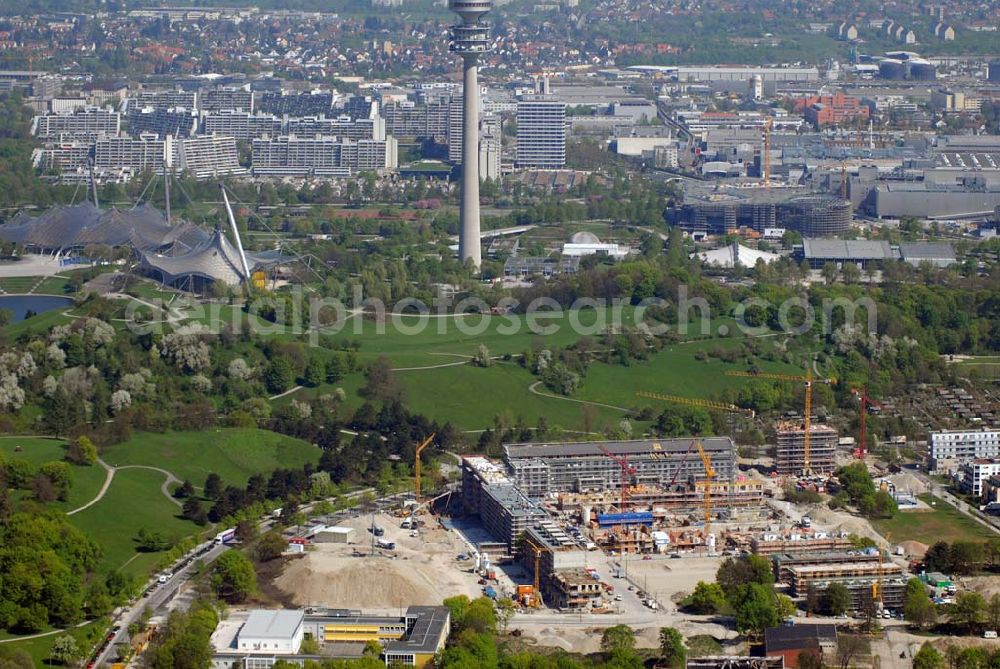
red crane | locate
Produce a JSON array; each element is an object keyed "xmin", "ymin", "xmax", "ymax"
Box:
[
  {"xmin": 666, "ymin": 438, "xmax": 700, "ymax": 489},
  {"xmin": 852, "ymin": 386, "xmax": 882, "ymax": 460},
  {"xmin": 599, "ymin": 445, "xmax": 637, "ymax": 512}
]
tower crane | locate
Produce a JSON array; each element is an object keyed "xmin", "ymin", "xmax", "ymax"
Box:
[
  {"xmin": 694, "ymin": 440, "xmax": 717, "ymax": 536},
  {"xmin": 523, "ymin": 537, "xmax": 544, "ymax": 608},
  {"xmin": 852, "ymin": 387, "xmax": 882, "ymax": 460},
  {"xmin": 636, "ymin": 391, "xmax": 755, "ymax": 418},
  {"xmin": 724, "ymin": 370, "xmax": 836, "ymax": 475},
  {"xmin": 599, "ymin": 445, "xmax": 637, "ymax": 512},
  {"xmin": 413, "ymin": 433, "xmax": 436, "ymax": 502}
]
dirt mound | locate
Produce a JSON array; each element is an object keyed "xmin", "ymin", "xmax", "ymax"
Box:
[
  {"xmin": 898, "ymin": 540, "xmax": 929, "ymax": 558},
  {"xmin": 275, "ymin": 552, "xmax": 441, "ymax": 607}
]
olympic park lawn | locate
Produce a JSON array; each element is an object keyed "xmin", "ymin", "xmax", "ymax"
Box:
[
  {"xmin": 0, "ymin": 436, "xmax": 108, "ymax": 513},
  {"xmin": 100, "ymin": 427, "xmax": 321, "ymax": 489}
]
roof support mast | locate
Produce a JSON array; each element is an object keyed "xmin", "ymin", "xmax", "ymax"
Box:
[{"xmin": 220, "ymin": 185, "xmax": 251, "ymax": 284}]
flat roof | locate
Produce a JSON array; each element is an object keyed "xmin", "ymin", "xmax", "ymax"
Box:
[
  {"xmin": 765, "ymin": 624, "xmax": 837, "ymax": 652},
  {"xmin": 240, "ymin": 610, "xmax": 304, "ymax": 640},
  {"xmin": 383, "ymin": 606, "xmax": 449, "ymax": 656},
  {"xmin": 802, "ymin": 238, "xmax": 896, "ymax": 260},
  {"xmin": 504, "ymin": 437, "xmax": 734, "ymax": 460}
]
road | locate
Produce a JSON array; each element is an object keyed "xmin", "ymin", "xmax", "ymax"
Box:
[{"xmin": 91, "ymin": 486, "xmax": 395, "ymax": 667}]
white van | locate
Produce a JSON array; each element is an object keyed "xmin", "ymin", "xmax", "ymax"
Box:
[{"xmin": 984, "ymin": 631, "xmax": 998, "ymax": 639}]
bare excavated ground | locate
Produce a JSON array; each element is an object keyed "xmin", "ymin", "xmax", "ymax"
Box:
[{"xmin": 268, "ymin": 513, "xmax": 483, "ymax": 609}]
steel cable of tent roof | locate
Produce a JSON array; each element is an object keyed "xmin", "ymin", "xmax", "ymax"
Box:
[
  {"xmin": 69, "ymin": 180, "xmax": 82, "ymax": 206},
  {"xmin": 132, "ymin": 171, "xmax": 158, "ymax": 209},
  {"xmin": 224, "ymin": 187, "xmax": 326, "ymax": 285},
  {"xmin": 171, "ymin": 176, "xmax": 215, "ymax": 232}
]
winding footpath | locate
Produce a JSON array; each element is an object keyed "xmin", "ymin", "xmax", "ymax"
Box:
[
  {"xmin": 528, "ymin": 381, "xmax": 631, "ymax": 412},
  {"xmin": 66, "ymin": 459, "xmax": 114, "ymax": 516},
  {"xmin": 66, "ymin": 459, "xmax": 183, "ymax": 515}
]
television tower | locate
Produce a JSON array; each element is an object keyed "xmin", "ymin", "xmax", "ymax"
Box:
[{"xmin": 449, "ymin": 0, "xmax": 492, "ymax": 269}]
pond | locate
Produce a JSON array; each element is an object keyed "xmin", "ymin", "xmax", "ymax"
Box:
[{"xmin": 0, "ymin": 294, "xmax": 74, "ymax": 324}]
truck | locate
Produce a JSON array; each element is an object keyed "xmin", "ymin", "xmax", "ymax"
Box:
[
  {"xmin": 376, "ymin": 538, "xmax": 396, "ymax": 550},
  {"xmin": 214, "ymin": 528, "xmax": 236, "ymax": 544}
]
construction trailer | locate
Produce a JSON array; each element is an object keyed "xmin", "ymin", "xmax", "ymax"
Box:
[{"xmin": 775, "ymin": 422, "xmax": 838, "ymax": 476}]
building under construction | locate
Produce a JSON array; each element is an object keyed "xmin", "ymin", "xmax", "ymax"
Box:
[
  {"xmin": 461, "ymin": 457, "xmax": 547, "ymax": 553},
  {"xmin": 551, "ymin": 477, "xmax": 768, "ymax": 524},
  {"xmin": 772, "ymin": 551, "xmax": 880, "ymax": 584},
  {"xmin": 775, "ymin": 422, "xmax": 838, "ymax": 476},
  {"xmin": 503, "ymin": 438, "xmax": 737, "ymax": 499},
  {"xmin": 751, "ymin": 531, "xmax": 854, "ymax": 555},
  {"xmin": 671, "ymin": 195, "xmax": 851, "ymax": 237},
  {"xmin": 788, "ymin": 561, "xmax": 906, "ymax": 610}
]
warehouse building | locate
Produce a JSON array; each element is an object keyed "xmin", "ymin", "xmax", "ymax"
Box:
[
  {"xmin": 775, "ymin": 422, "xmax": 838, "ymax": 476},
  {"xmin": 764, "ymin": 625, "xmax": 837, "ymax": 669},
  {"xmin": 502, "ymin": 438, "xmax": 736, "ymax": 499}
]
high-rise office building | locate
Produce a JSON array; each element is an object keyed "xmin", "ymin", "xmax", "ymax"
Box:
[{"xmin": 516, "ymin": 97, "xmax": 566, "ymax": 168}]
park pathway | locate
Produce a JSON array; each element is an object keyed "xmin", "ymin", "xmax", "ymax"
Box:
[
  {"xmin": 66, "ymin": 459, "xmax": 115, "ymax": 516},
  {"xmin": 527, "ymin": 381, "xmax": 630, "ymax": 413}
]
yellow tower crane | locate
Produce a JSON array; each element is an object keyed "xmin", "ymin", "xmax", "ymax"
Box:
[
  {"xmin": 636, "ymin": 391, "xmax": 755, "ymax": 418},
  {"xmin": 523, "ymin": 537, "xmax": 544, "ymax": 608},
  {"xmin": 694, "ymin": 440, "xmax": 717, "ymax": 536},
  {"xmin": 413, "ymin": 433, "xmax": 436, "ymax": 503},
  {"xmin": 724, "ymin": 371, "xmax": 836, "ymax": 475}
]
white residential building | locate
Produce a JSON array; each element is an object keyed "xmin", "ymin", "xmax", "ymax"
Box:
[
  {"xmin": 930, "ymin": 429, "xmax": 1000, "ymax": 472},
  {"xmin": 32, "ymin": 108, "xmax": 121, "ymax": 139},
  {"xmin": 959, "ymin": 459, "xmax": 1000, "ymax": 497},
  {"xmin": 517, "ymin": 96, "xmax": 567, "ymax": 168}
]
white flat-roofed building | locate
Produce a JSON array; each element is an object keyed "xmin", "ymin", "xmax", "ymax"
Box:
[
  {"xmin": 959, "ymin": 459, "xmax": 1000, "ymax": 497},
  {"xmin": 237, "ymin": 609, "xmax": 304, "ymax": 654},
  {"xmin": 312, "ymin": 527, "xmax": 355, "ymax": 543},
  {"xmin": 930, "ymin": 429, "xmax": 1000, "ymax": 473}
]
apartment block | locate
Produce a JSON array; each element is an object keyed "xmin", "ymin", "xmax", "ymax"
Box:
[
  {"xmin": 516, "ymin": 96, "xmax": 567, "ymax": 168},
  {"xmin": 32, "ymin": 108, "xmax": 121, "ymax": 140},
  {"xmin": 32, "ymin": 142, "xmax": 92, "ymax": 172},
  {"xmin": 286, "ymin": 114, "xmax": 386, "ymax": 141},
  {"xmin": 176, "ymin": 135, "xmax": 246, "ymax": 179},
  {"xmin": 259, "ymin": 91, "xmax": 336, "ymax": 117},
  {"xmin": 127, "ymin": 107, "xmax": 198, "ymax": 138},
  {"xmin": 131, "ymin": 89, "xmax": 197, "ymax": 110},
  {"xmin": 503, "ymin": 438, "xmax": 736, "ymax": 499},
  {"xmin": 775, "ymin": 422, "xmax": 838, "ymax": 475},
  {"xmin": 202, "ymin": 112, "xmax": 283, "ymax": 141},
  {"xmin": 251, "ymin": 135, "xmax": 397, "ymax": 177},
  {"xmin": 930, "ymin": 429, "xmax": 1000, "ymax": 472},
  {"xmin": 959, "ymin": 459, "xmax": 1000, "ymax": 497},
  {"xmin": 201, "ymin": 87, "xmax": 254, "ymax": 113},
  {"xmin": 94, "ymin": 134, "xmax": 244, "ymax": 180}
]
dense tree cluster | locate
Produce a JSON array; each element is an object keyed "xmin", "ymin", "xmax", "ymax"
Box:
[{"xmin": 0, "ymin": 511, "xmax": 108, "ymax": 632}]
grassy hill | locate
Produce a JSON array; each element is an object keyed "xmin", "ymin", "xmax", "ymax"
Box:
[
  {"xmin": 0, "ymin": 436, "xmax": 108, "ymax": 512},
  {"xmin": 101, "ymin": 428, "xmax": 320, "ymax": 488}
]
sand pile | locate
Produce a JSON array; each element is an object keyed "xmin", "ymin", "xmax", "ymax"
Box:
[
  {"xmin": 276, "ymin": 552, "xmax": 448, "ymax": 607},
  {"xmin": 887, "ymin": 472, "xmax": 928, "ymax": 494}
]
